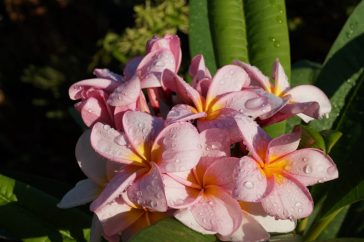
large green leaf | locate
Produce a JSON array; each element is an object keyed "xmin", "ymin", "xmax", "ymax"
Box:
[
  {"xmin": 0, "ymin": 174, "xmax": 91, "ymax": 241},
  {"xmin": 129, "ymin": 218, "xmax": 216, "ymax": 242},
  {"xmin": 310, "ymin": 0, "xmax": 364, "ymax": 131},
  {"xmin": 315, "ymin": 239, "xmax": 364, "ymax": 242},
  {"xmin": 189, "ymin": 0, "xmax": 217, "ymax": 73}
]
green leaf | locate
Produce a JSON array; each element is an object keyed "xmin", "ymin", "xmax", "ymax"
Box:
[
  {"xmin": 320, "ymin": 130, "xmax": 342, "ymax": 154},
  {"xmin": 244, "ymin": 0, "xmax": 291, "ymax": 78},
  {"xmin": 310, "ymin": 0, "xmax": 364, "ymax": 131},
  {"xmin": 189, "ymin": 0, "xmax": 217, "ymax": 73},
  {"xmin": 314, "ymin": 239, "xmax": 364, "ymax": 242},
  {"xmin": 208, "ymin": 0, "xmax": 248, "ymax": 66},
  {"xmin": 291, "ymin": 60, "xmax": 321, "ymax": 86},
  {"xmin": 299, "ymin": 125, "xmax": 326, "ymax": 152},
  {"xmin": 129, "ymin": 218, "xmax": 217, "ymax": 242},
  {"xmin": 0, "ymin": 174, "xmax": 91, "ymax": 241},
  {"xmin": 316, "ymin": 206, "xmax": 349, "ymax": 240}
]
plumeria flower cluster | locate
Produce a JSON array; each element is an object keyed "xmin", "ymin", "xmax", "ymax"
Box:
[{"xmin": 59, "ymin": 35, "xmax": 338, "ymax": 242}]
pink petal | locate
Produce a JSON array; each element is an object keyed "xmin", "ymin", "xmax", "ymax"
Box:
[
  {"xmin": 76, "ymin": 130, "xmax": 108, "ymax": 185},
  {"xmin": 233, "ymin": 156, "xmax": 268, "ymax": 202},
  {"xmin": 174, "ymin": 208, "xmax": 216, "ymax": 235},
  {"xmin": 107, "ymin": 75, "xmax": 141, "ymax": 106},
  {"xmin": 162, "ymin": 69, "xmax": 203, "ymax": 111},
  {"xmin": 152, "ymin": 122, "xmax": 202, "ymax": 173},
  {"xmin": 91, "ymin": 122, "xmax": 144, "ymax": 164},
  {"xmin": 138, "ymin": 49, "xmax": 176, "ymax": 88},
  {"xmin": 233, "ymin": 60, "xmax": 271, "ymax": 91},
  {"xmin": 212, "ymin": 89, "xmax": 281, "ymax": 119},
  {"xmin": 163, "ymin": 174, "xmax": 201, "ymax": 209},
  {"xmin": 191, "ymin": 187, "xmax": 242, "ymax": 236},
  {"xmin": 93, "ymin": 68, "xmax": 123, "ymax": 82},
  {"xmin": 267, "ymin": 129, "xmax": 301, "ymax": 162},
  {"xmin": 165, "ymin": 104, "xmax": 207, "ymax": 125},
  {"xmin": 206, "ymin": 65, "xmax": 250, "ymax": 107},
  {"xmin": 200, "ymin": 128, "xmax": 231, "ymax": 158},
  {"xmin": 281, "ymin": 148, "xmax": 338, "ymax": 186},
  {"xmin": 147, "ymin": 35, "xmax": 181, "ymax": 71},
  {"xmin": 106, "ymin": 161, "xmax": 125, "ymax": 181},
  {"xmin": 218, "ymin": 210, "xmax": 270, "ymax": 242},
  {"xmin": 234, "ymin": 113, "xmax": 271, "ymax": 162},
  {"xmin": 90, "ymin": 165, "xmax": 140, "ymax": 212},
  {"xmin": 94, "ymin": 199, "xmax": 144, "ymax": 237},
  {"xmin": 69, "ymin": 78, "xmax": 119, "ymax": 100},
  {"xmin": 272, "ymin": 59, "xmax": 290, "ymax": 95},
  {"xmin": 136, "ymin": 91, "xmax": 151, "ymax": 113},
  {"xmin": 57, "ymin": 179, "xmax": 100, "ymax": 208},
  {"xmin": 124, "ymin": 56, "xmax": 143, "ymax": 80},
  {"xmin": 242, "ymin": 202, "xmax": 296, "ymax": 233},
  {"xmin": 123, "ymin": 111, "xmax": 164, "ymax": 160},
  {"xmin": 203, "ymin": 157, "xmax": 239, "ymax": 191},
  {"xmin": 77, "ymin": 96, "xmax": 113, "ymax": 127},
  {"xmin": 197, "ymin": 109, "xmax": 243, "ymax": 143},
  {"xmin": 127, "ymin": 162, "xmax": 168, "ymax": 212},
  {"xmin": 194, "ymin": 78, "xmax": 212, "ymax": 97},
  {"xmin": 261, "ymin": 175, "xmax": 313, "ymax": 219},
  {"xmin": 285, "ymin": 85, "xmax": 332, "ymax": 119},
  {"xmin": 190, "ymin": 55, "xmax": 212, "ymax": 87}
]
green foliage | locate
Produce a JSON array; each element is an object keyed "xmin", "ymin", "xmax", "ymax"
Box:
[
  {"xmin": 0, "ymin": 174, "xmax": 91, "ymax": 241},
  {"xmin": 129, "ymin": 218, "xmax": 216, "ymax": 242},
  {"xmin": 92, "ymin": 0, "xmax": 188, "ymax": 67}
]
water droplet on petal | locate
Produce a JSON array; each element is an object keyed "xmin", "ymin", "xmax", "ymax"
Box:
[
  {"xmin": 243, "ymin": 181, "xmax": 254, "ymax": 189},
  {"xmin": 245, "ymin": 97, "xmax": 265, "ymax": 110},
  {"xmin": 103, "ymin": 124, "xmax": 111, "ymax": 130},
  {"xmin": 295, "ymin": 202, "xmax": 302, "ymax": 207},
  {"xmin": 208, "ymin": 201, "xmax": 213, "ymax": 205},
  {"xmin": 304, "ymin": 165, "xmax": 312, "ymax": 174},
  {"xmin": 298, "ymin": 208, "xmax": 303, "ymax": 213},
  {"xmin": 175, "ymin": 159, "xmax": 180, "ymax": 163},
  {"xmin": 115, "ymin": 135, "xmax": 127, "ymax": 146}
]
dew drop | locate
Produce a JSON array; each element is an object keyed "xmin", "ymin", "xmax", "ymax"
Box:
[
  {"xmin": 304, "ymin": 165, "xmax": 312, "ymax": 174},
  {"xmin": 115, "ymin": 135, "xmax": 127, "ymax": 146},
  {"xmin": 150, "ymin": 200, "xmax": 158, "ymax": 208},
  {"xmin": 298, "ymin": 208, "xmax": 303, "ymax": 213},
  {"xmin": 208, "ymin": 201, "xmax": 214, "ymax": 205},
  {"xmin": 243, "ymin": 181, "xmax": 254, "ymax": 189},
  {"xmin": 274, "ymin": 40, "xmax": 281, "ymax": 48},
  {"xmin": 245, "ymin": 97, "xmax": 265, "ymax": 110},
  {"xmin": 103, "ymin": 124, "xmax": 111, "ymax": 130},
  {"xmin": 276, "ymin": 16, "xmax": 283, "ymax": 24},
  {"xmin": 295, "ymin": 202, "xmax": 302, "ymax": 207},
  {"xmin": 175, "ymin": 159, "xmax": 180, "ymax": 163}
]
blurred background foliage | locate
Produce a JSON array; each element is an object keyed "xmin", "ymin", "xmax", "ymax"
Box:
[{"xmin": 0, "ymin": 0, "xmax": 362, "ymax": 238}]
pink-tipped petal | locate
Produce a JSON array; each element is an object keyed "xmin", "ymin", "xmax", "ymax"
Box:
[
  {"xmin": 206, "ymin": 65, "xmax": 250, "ymax": 107},
  {"xmin": 107, "ymin": 75, "xmax": 141, "ymax": 106},
  {"xmin": 285, "ymin": 85, "xmax": 332, "ymax": 119},
  {"xmin": 200, "ymin": 128, "xmax": 231, "ymax": 158},
  {"xmin": 139, "ymin": 49, "xmax": 176, "ymax": 88},
  {"xmin": 69, "ymin": 78, "xmax": 119, "ymax": 100},
  {"xmin": 123, "ymin": 111, "xmax": 164, "ymax": 160},
  {"xmin": 165, "ymin": 104, "xmax": 207, "ymax": 125},
  {"xmin": 174, "ymin": 208, "xmax": 216, "ymax": 235},
  {"xmin": 190, "ymin": 55, "xmax": 212, "ymax": 86},
  {"xmin": 234, "ymin": 60, "xmax": 271, "ymax": 91},
  {"xmin": 233, "ymin": 156, "xmax": 268, "ymax": 202},
  {"xmin": 163, "ymin": 174, "xmax": 201, "ymax": 209},
  {"xmin": 218, "ymin": 210, "xmax": 270, "ymax": 242},
  {"xmin": 77, "ymin": 96, "xmax": 113, "ymax": 127},
  {"xmin": 152, "ymin": 122, "xmax": 202, "ymax": 173},
  {"xmin": 91, "ymin": 122, "xmax": 143, "ymax": 164},
  {"xmin": 242, "ymin": 202, "xmax": 296, "ymax": 233},
  {"xmin": 95, "ymin": 199, "xmax": 144, "ymax": 237},
  {"xmin": 197, "ymin": 109, "xmax": 243, "ymax": 143},
  {"xmin": 124, "ymin": 56, "xmax": 143, "ymax": 80},
  {"xmin": 281, "ymin": 148, "xmax": 338, "ymax": 186},
  {"xmin": 162, "ymin": 69, "xmax": 203, "ymax": 111},
  {"xmin": 234, "ymin": 113, "xmax": 271, "ymax": 162},
  {"xmin": 203, "ymin": 157, "xmax": 239, "ymax": 191},
  {"xmin": 58, "ymin": 179, "xmax": 100, "ymax": 209},
  {"xmin": 90, "ymin": 165, "xmax": 140, "ymax": 212},
  {"xmin": 191, "ymin": 187, "xmax": 242, "ymax": 236},
  {"xmin": 261, "ymin": 176, "xmax": 313, "ymax": 220},
  {"xmin": 93, "ymin": 68, "xmax": 123, "ymax": 82},
  {"xmin": 272, "ymin": 59, "xmax": 290, "ymax": 95},
  {"xmin": 127, "ymin": 162, "xmax": 168, "ymax": 212},
  {"xmin": 76, "ymin": 130, "xmax": 108, "ymax": 185},
  {"xmin": 267, "ymin": 129, "xmax": 301, "ymax": 162}
]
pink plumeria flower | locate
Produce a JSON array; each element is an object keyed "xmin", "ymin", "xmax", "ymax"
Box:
[
  {"xmin": 57, "ymin": 130, "xmax": 124, "ymax": 241},
  {"xmin": 161, "ymin": 128, "xmax": 267, "ymax": 240},
  {"xmin": 234, "ymin": 59, "xmax": 332, "ymax": 124},
  {"xmin": 89, "ymin": 111, "xmax": 202, "ymax": 229},
  {"xmin": 69, "ymin": 68, "xmax": 149, "ymax": 130},
  {"xmin": 108, "ymin": 35, "xmax": 181, "ymax": 110},
  {"xmin": 162, "ymin": 59, "xmax": 281, "ymax": 142},
  {"xmin": 232, "ymin": 114, "xmax": 338, "ymax": 219}
]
